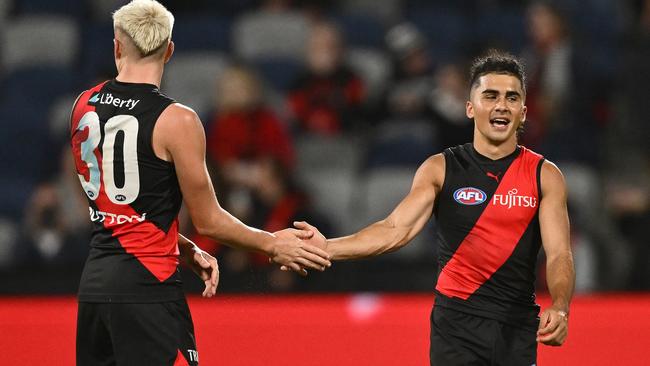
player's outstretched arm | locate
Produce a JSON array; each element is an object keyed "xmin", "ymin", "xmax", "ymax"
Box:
[
  {"xmin": 296, "ymin": 154, "xmax": 445, "ymax": 260},
  {"xmin": 154, "ymin": 104, "xmax": 331, "ymax": 275},
  {"xmin": 537, "ymin": 161, "xmax": 575, "ymax": 346},
  {"xmin": 178, "ymin": 233, "xmax": 219, "ymax": 297}
]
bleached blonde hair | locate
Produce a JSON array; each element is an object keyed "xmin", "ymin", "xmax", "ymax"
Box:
[{"xmin": 112, "ymin": 0, "xmax": 174, "ymax": 57}]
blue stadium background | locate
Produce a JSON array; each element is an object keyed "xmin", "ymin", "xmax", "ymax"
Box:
[{"xmin": 0, "ymin": 0, "xmax": 648, "ymax": 296}]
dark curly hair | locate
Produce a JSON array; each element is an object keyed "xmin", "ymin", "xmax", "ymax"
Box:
[{"xmin": 469, "ymin": 50, "xmax": 526, "ymax": 96}]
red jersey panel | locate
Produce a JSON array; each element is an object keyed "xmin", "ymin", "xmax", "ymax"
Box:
[
  {"xmin": 433, "ymin": 144, "xmax": 544, "ymax": 325},
  {"xmin": 70, "ymin": 79, "xmax": 183, "ymax": 303}
]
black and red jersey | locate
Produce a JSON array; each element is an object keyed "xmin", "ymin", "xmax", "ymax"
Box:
[
  {"xmin": 433, "ymin": 143, "xmax": 544, "ymax": 326},
  {"xmin": 70, "ymin": 79, "xmax": 183, "ymax": 302}
]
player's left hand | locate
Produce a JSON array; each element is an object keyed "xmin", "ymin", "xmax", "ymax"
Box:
[
  {"xmin": 537, "ymin": 306, "xmax": 569, "ymax": 346},
  {"xmin": 181, "ymin": 245, "xmax": 220, "ymax": 298}
]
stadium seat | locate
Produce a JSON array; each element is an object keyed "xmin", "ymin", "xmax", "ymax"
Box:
[
  {"xmin": 340, "ymin": 0, "xmax": 402, "ymax": 24},
  {"xmin": 232, "ymin": 10, "xmax": 309, "ymax": 61},
  {"xmin": 0, "ymin": 0, "xmax": 11, "ymax": 25},
  {"xmin": 0, "ymin": 217, "xmax": 18, "ymax": 268},
  {"xmin": 0, "ymin": 102, "xmax": 48, "ymax": 219},
  {"xmin": 345, "ymin": 47, "xmax": 391, "ymax": 102},
  {"xmin": 172, "ymin": 15, "xmax": 232, "ymax": 53},
  {"xmin": 14, "ymin": 0, "xmax": 83, "ymax": 18},
  {"xmin": 356, "ymin": 166, "xmax": 436, "ymax": 260},
  {"xmin": 474, "ymin": 9, "xmax": 527, "ymax": 55},
  {"xmin": 252, "ymin": 58, "xmax": 301, "ymax": 92},
  {"xmin": 88, "ymin": 0, "xmax": 126, "ymax": 22},
  {"xmin": 294, "ymin": 134, "xmax": 366, "ymax": 234},
  {"xmin": 405, "ymin": 8, "xmax": 469, "ymax": 63},
  {"xmin": 49, "ymin": 94, "xmax": 79, "ymax": 142},
  {"xmin": 0, "ymin": 66, "xmax": 81, "ymax": 108},
  {"xmin": 79, "ymin": 22, "xmax": 119, "ymax": 81},
  {"xmin": 363, "ymin": 120, "xmax": 438, "ymax": 170},
  {"xmin": 1, "ymin": 15, "xmax": 79, "ymax": 73},
  {"xmin": 298, "ymin": 168, "xmax": 358, "ymax": 236},
  {"xmin": 162, "ymin": 51, "xmax": 229, "ymax": 118},
  {"xmin": 333, "ymin": 13, "xmax": 386, "ymax": 49},
  {"xmin": 294, "ymin": 134, "xmax": 366, "ymax": 175}
]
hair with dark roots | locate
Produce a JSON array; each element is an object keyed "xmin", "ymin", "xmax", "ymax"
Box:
[{"xmin": 469, "ymin": 50, "xmax": 526, "ymax": 95}]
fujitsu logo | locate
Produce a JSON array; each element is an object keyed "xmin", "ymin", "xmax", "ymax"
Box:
[{"xmin": 492, "ymin": 189, "xmax": 537, "ymax": 209}]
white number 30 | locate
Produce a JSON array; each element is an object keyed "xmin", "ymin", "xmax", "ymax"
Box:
[{"xmin": 75, "ymin": 112, "xmax": 140, "ymax": 205}]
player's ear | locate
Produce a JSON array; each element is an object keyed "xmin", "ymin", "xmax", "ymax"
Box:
[
  {"xmin": 163, "ymin": 41, "xmax": 174, "ymax": 64},
  {"xmin": 114, "ymin": 38, "xmax": 121, "ymax": 60},
  {"xmin": 113, "ymin": 38, "xmax": 124, "ymax": 73},
  {"xmin": 520, "ymin": 104, "xmax": 527, "ymax": 122},
  {"xmin": 466, "ymin": 100, "xmax": 474, "ymax": 119}
]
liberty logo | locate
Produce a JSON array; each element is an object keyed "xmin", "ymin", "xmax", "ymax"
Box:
[
  {"xmin": 486, "ymin": 171, "xmax": 502, "ymax": 183},
  {"xmin": 492, "ymin": 188, "xmax": 537, "ymax": 209},
  {"xmin": 88, "ymin": 92, "xmax": 140, "ymax": 110}
]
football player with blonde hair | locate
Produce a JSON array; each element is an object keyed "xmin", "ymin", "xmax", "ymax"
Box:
[{"xmin": 72, "ymin": 1, "xmax": 330, "ymax": 364}]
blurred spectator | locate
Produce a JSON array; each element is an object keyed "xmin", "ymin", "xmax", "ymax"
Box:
[
  {"xmin": 233, "ymin": 0, "xmax": 310, "ymax": 61},
  {"xmin": 381, "ymin": 22, "xmax": 433, "ymax": 121},
  {"xmin": 362, "ymin": 22, "xmax": 438, "ymax": 169},
  {"xmin": 19, "ymin": 148, "xmax": 90, "ymax": 266},
  {"xmin": 520, "ymin": 1, "xmax": 573, "ymax": 153},
  {"xmin": 206, "ymin": 64, "xmax": 295, "ymax": 219},
  {"xmin": 428, "ymin": 62, "xmax": 473, "ymax": 148},
  {"xmin": 604, "ymin": 0, "xmax": 650, "ymax": 290},
  {"xmin": 520, "ymin": 2, "xmax": 634, "ymax": 291},
  {"xmin": 201, "ymin": 64, "xmax": 303, "ymax": 290},
  {"xmin": 287, "ymin": 21, "xmax": 366, "ymax": 135},
  {"xmin": 247, "ymin": 157, "xmax": 332, "ymax": 291}
]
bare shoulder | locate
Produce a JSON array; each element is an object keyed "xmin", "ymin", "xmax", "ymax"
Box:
[
  {"xmin": 415, "ymin": 153, "xmax": 446, "ymax": 190},
  {"xmin": 158, "ymin": 103, "xmax": 202, "ymax": 130},
  {"xmin": 155, "ymin": 103, "xmax": 205, "ymax": 142},
  {"xmin": 540, "ymin": 160, "xmax": 567, "ymax": 197},
  {"xmin": 153, "ymin": 103, "xmax": 205, "ymax": 161}
]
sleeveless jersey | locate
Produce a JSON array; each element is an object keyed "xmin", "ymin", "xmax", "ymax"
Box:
[
  {"xmin": 70, "ymin": 79, "xmax": 183, "ymax": 302},
  {"xmin": 433, "ymin": 143, "xmax": 544, "ymax": 326}
]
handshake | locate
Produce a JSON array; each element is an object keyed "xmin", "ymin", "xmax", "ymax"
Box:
[
  {"xmin": 269, "ymin": 221, "xmax": 330, "ymax": 276},
  {"xmin": 181, "ymin": 220, "xmax": 331, "ymax": 298}
]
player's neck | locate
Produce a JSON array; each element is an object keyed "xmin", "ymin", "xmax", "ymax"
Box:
[
  {"xmin": 472, "ymin": 137, "xmax": 518, "ymax": 160},
  {"xmin": 115, "ymin": 62, "xmax": 163, "ymax": 87}
]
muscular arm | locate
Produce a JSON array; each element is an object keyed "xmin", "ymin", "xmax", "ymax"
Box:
[
  {"xmin": 537, "ymin": 161, "xmax": 575, "ymax": 345},
  {"xmin": 153, "ymin": 104, "xmax": 330, "ymax": 271},
  {"xmin": 325, "ymin": 154, "xmax": 445, "ymax": 260}
]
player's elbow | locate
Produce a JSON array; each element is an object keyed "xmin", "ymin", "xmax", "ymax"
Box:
[
  {"xmin": 192, "ymin": 214, "xmax": 223, "ymax": 239},
  {"xmin": 195, "ymin": 223, "xmax": 213, "ymax": 238}
]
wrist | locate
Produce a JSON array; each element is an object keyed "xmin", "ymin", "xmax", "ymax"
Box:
[
  {"xmin": 551, "ymin": 301, "xmax": 570, "ymax": 315},
  {"xmin": 259, "ymin": 231, "xmax": 276, "ymax": 257},
  {"xmin": 326, "ymin": 239, "xmax": 341, "ymax": 261}
]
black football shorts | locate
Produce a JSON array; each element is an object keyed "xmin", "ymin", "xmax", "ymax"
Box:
[
  {"xmin": 77, "ymin": 298, "xmax": 199, "ymax": 365},
  {"xmin": 430, "ymin": 305, "xmax": 537, "ymax": 366}
]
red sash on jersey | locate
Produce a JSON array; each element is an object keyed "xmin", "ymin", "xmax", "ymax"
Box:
[{"xmin": 436, "ymin": 148, "xmax": 542, "ymax": 300}]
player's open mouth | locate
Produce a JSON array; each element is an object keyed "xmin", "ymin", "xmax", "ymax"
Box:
[{"xmin": 489, "ymin": 117, "xmax": 510, "ymax": 127}]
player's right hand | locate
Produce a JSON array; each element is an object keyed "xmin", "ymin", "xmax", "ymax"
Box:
[{"xmin": 269, "ymin": 228, "xmax": 331, "ymax": 276}]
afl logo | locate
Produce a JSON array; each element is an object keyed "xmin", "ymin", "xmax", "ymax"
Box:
[
  {"xmin": 115, "ymin": 194, "xmax": 126, "ymax": 202},
  {"xmin": 453, "ymin": 187, "xmax": 487, "ymax": 205}
]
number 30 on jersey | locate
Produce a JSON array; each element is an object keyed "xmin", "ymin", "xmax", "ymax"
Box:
[{"xmin": 74, "ymin": 111, "xmax": 140, "ymax": 205}]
